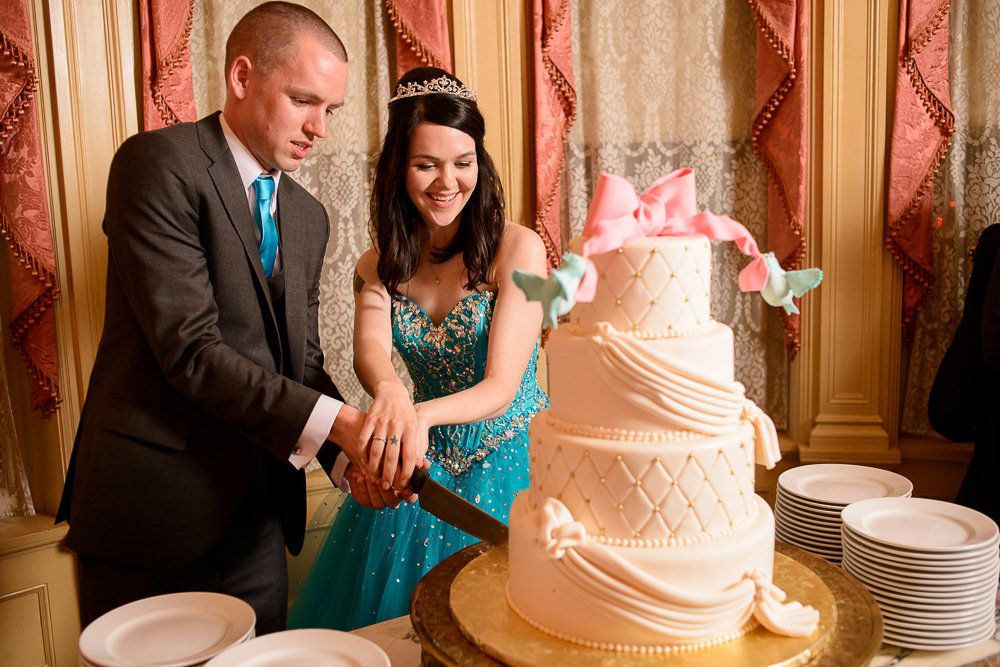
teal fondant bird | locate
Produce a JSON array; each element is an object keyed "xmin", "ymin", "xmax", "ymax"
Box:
[
  {"xmin": 513, "ymin": 253, "xmax": 588, "ymax": 329},
  {"xmin": 760, "ymin": 252, "xmax": 823, "ymax": 315}
]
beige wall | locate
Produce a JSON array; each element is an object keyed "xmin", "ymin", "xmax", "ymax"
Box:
[{"xmin": 0, "ymin": 1, "xmax": 969, "ymax": 665}]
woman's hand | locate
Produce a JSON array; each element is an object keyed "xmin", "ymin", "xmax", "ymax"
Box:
[{"xmin": 362, "ymin": 381, "xmax": 428, "ymax": 490}]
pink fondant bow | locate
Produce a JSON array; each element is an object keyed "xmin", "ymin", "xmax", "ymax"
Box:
[{"xmin": 576, "ymin": 170, "xmax": 770, "ymax": 302}]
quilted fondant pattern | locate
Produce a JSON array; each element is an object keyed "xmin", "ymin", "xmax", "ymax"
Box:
[
  {"xmin": 574, "ymin": 237, "xmax": 712, "ymax": 334},
  {"xmin": 530, "ymin": 427, "xmax": 756, "ymax": 543}
]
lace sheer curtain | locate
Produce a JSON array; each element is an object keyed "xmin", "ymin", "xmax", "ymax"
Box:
[
  {"xmin": 901, "ymin": 0, "xmax": 1000, "ymax": 436},
  {"xmin": 189, "ymin": 0, "xmax": 401, "ymax": 408},
  {"xmin": 563, "ymin": 0, "xmax": 787, "ymax": 425}
]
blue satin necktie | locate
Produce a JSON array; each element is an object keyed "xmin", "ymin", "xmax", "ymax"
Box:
[{"xmin": 254, "ymin": 175, "xmax": 278, "ymax": 277}]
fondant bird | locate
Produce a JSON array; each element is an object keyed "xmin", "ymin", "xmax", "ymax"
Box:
[
  {"xmin": 513, "ymin": 253, "xmax": 588, "ymax": 329},
  {"xmin": 759, "ymin": 252, "xmax": 823, "ymax": 315}
]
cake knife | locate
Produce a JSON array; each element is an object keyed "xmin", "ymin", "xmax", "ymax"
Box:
[{"xmin": 410, "ymin": 467, "xmax": 509, "ymax": 546}]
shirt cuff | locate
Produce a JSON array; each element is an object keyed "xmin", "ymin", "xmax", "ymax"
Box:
[
  {"xmin": 331, "ymin": 452, "xmax": 351, "ymax": 493},
  {"xmin": 288, "ymin": 394, "xmax": 342, "ymax": 470}
]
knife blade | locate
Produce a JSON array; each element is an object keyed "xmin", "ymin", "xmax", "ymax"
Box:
[{"xmin": 410, "ymin": 467, "xmax": 509, "ymax": 546}]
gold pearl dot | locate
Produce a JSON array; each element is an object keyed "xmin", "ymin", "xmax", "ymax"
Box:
[
  {"xmin": 651, "ymin": 299, "xmax": 658, "ymax": 305},
  {"xmin": 600, "ymin": 273, "xmax": 606, "ymax": 279},
  {"xmin": 584, "ymin": 451, "xmax": 590, "ymax": 457},
  {"xmin": 546, "ymin": 464, "xmax": 551, "ymax": 469},
  {"xmin": 655, "ymin": 456, "xmax": 661, "ymax": 461},
  {"xmin": 617, "ymin": 248, "xmax": 624, "ymax": 254},
  {"xmin": 654, "ymin": 506, "xmax": 660, "ymax": 512},
  {"xmin": 636, "ymin": 271, "xmax": 642, "ymax": 277},
  {"xmin": 570, "ymin": 472, "xmax": 575, "ymax": 478},
  {"xmin": 684, "ymin": 245, "xmax": 689, "ymax": 250},
  {"xmin": 636, "ymin": 480, "xmax": 642, "ymax": 487},
  {"xmin": 652, "ymin": 248, "xmax": 659, "ymax": 253},
  {"xmin": 688, "ymin": 502, "xmax": 693, "ymax": 507},
  {"xmin": 556, "ymin": 445, "xmax": 561, "ymax": 451},
  {"xmin": 618, "ymin": 504, "xmax": 624, "ymax": 510},
  {"xmin": 616, "ymin": 455, "xmax": 622, "ymax": 460},
  {"xmin": 600, "ymin": 478, "xmax": 606, "ymax": 484},
  {"xmin": 634, "ymin": 324, "xmax": 640, "ymax": 330},
  {"xmin": 616, "ymin": 299, "xmax": 622, "ymax": 305}
]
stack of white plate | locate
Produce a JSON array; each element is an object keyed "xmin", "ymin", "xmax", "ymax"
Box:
[
  {"xmin": 841, "ymin": 497, "xmax": 1000, "ymax": 651},
  {"xmin": 775, "ymin": 464, "xmax": 913, "ymax": 564},
  {"xmin": 79, "ymin": 592, "xmax": 256, "ymax": 667},
  {"xmin": 203, "ymin": 629, "xmax": 390, "ymax": 666}
]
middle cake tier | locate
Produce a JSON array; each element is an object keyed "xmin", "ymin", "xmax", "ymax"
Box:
[{"xmin": 529, "ymin": 410, "xmax": 758, "ymax": 545}]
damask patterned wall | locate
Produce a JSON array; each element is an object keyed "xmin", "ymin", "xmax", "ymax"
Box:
[
  {"xmin": 901, "ymin": 0, "xmax": 1000, "ymax": 436},
  {"xmin": 563, "ymin": 0, "xmax": 787, "ymax": 427}
]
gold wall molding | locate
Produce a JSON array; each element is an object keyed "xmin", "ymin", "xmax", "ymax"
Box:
[
  {"xmin": 450, "ymin": 0, "xmax": 531, "ymax": 227},
  {"xmin": 801, "ymin": 0, "xmax": 901, "ymax": 465}
]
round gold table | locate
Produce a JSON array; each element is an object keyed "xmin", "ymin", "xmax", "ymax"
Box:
[{"xmin": 411, "ymin": 541, "xmax": 883, "ymax": 667}]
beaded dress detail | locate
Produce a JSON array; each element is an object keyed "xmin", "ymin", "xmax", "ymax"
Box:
[{"xmin": 289, "ymin": 291, "xmax": 547, "ymax": 630}]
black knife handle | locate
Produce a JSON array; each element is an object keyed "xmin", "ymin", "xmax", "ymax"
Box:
[{"xmin": 410, "ymin": 466, "xmax": 429, "ymax": 493}]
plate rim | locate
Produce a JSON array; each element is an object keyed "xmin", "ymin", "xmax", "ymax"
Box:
[
  {"xmin": 79, "ymin": 592, "xmax": 256, "ymax": 667},
  {"xmin": 777, "ymin": 464, "xmax": 913, "ymax": 504}
]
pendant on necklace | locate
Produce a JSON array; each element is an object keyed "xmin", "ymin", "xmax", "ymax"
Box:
[{"xmin": 434, "ymin": 276, "xmax": 440, "ymax": 284}]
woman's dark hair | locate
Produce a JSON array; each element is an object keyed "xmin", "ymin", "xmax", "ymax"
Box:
[{"xmin": 370, "ymin": 66, "xmax": 505, "ymax": 297}]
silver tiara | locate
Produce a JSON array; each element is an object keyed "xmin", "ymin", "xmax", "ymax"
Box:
[{"xmin": 389, "ymin": 75, "xmax": 477, "ymax": 103}]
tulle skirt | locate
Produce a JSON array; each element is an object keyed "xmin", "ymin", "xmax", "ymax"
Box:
[{"xmin": 287, "ymin": 438, "xmax": 529, "ymax": 630}]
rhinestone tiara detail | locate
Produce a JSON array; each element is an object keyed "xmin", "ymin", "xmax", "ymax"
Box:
[{"xmin": 389, "ymin": 75, "xmax": 477, "ymax": 103}]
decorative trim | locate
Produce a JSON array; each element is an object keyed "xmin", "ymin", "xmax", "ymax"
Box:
[{"xmin": 150, "ymin": 0, "xmax": 194, "ymax": 127}]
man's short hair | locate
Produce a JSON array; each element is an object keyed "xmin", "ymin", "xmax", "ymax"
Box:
[{"xmin": 225, "ymin": 2, "xmax": 348, "ymax": 80}]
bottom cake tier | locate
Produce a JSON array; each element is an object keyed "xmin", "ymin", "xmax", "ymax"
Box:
[{"xmin": 506, "ymin": 491, "xmax": 780, "ymax": 651}]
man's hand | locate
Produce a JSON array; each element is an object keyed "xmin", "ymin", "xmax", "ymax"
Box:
[
  {"xmin": 345, "ymin": 463, "xmax": 402, "ymax": 510},
  {"xmin": 328, "ymin": 405, "xmax": 369, "ymax": 477}
]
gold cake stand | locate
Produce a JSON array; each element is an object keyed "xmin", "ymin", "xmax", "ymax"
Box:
[{"xmin": 411, "ymin": 542, "xmax": 883, "ymax": 667}]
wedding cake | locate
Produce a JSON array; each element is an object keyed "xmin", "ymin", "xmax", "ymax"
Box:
[{"xmin": 507, "ymin": 170, "xmax": 821, "ymax": 653}]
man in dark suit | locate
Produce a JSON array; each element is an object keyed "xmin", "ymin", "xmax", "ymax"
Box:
[{"xmin": 56, "ymin": 2, "xmax": 399, "ymax": 634}]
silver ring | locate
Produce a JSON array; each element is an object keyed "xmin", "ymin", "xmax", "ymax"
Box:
[{"xmin": 371, "ymin": 435, "xmax": 387, "ymax": 443}]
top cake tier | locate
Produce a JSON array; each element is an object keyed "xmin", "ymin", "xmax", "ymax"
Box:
[{"xmin": 569, "ymin": 235, "xmax": 711, "ymax": 335}]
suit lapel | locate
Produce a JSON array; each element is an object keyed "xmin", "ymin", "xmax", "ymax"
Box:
[
  {"xmin": 276, "ymin": 178, "xmax": 308, "ymax": 380},
  {"xmin": 197, "ymin": 114, "xmax": 281, "ymax": 334}
]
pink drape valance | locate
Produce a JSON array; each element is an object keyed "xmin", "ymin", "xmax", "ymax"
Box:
[
  {"xmin": 750, "ymin": 0, "xmax": 809, "ymax": 359},
  {"xmin": 139, "ymin": 0, "xmax": 196, "ymax": 130},
  {"xmin": 386, "ymin": 0, "xmax": 452, "ymax": 82},
  {"xmin": 887, "ymin": 0, "xmax": 954, "ymax": 343},
  {"xmin": 532, "ymin": 0, "xmax": 576, "ymax": 270},
  {"xmin": 0, "ymin": 0, "xmax": 61, "ymax": 416}
]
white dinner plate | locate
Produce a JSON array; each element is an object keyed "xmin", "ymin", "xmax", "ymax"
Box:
[
  {"xmin": 840, "ymin": 544, "xmax": 1000, "ymax": 582},
  {"xmin": 775, "ymin": 530, "xmax": 843, "ymax": 559},
  {"xmin": 841, "ymin": 527, "xmax": 999, "ymax": 565},
  {"xmin": 879, "ymin": 603, "xmax": 995, "ymax": 629},
  {"xmin": 844, "ymin": 567, "xmax": 997, "ymax": 605},
  {"xmin": 776, "ymin": 525, "xmax": 842, "ymax": 549},
  {"xmin": 841, "ymin": 556, "xmax": 999, "ymax": 598},
  {"xmin": 778, "ymin": 464, "xmax": 913, "ymax": 504},
  {"xmin": 867, "ymin": 588, "xmax": 994, "ymax": 614},
  {"xmin": 882, "ymin": 609, "xmax": 996, "ymax": 635},
  {"xmin": 883, "ymin": 616, "xmax": 996, "ymax": 642},
  {"xmin": 841, "ymin": 548, "xmax": 1000, "ymax": 583},
  {"xmin": 882, "ymin": 619, "xmax": 996, "ymax": 651},
  {"xmin": 841, "ymin": 497, "xmax": 999, "ymax": 553},
  {"xmin": 777, "ymin": 522, "xmax": 843, "ymax": 547},
  {"xmin": 774, "ymin": 501, "xmax": 843, "ymax": 532},
  {"xmin": 79, "ymin": 592, "xmax": 256, "ymax": 667},
  {"xmin": 776, "ymin": 487, "xmax": 852, "ymax": 514},
  {"xmin": 203, "ymin": 629, "xmax": 390, "ymax": 667}
]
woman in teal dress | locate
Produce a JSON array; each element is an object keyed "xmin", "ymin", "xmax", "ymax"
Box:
[{"xmin": 289, "ymin": 66, "xmax": 548, "ymax": 630}]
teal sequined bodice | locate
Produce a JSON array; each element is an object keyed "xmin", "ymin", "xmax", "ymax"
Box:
[{"xmin": 391, "ymin": 291, "xmax": 548, "ymax": 476}]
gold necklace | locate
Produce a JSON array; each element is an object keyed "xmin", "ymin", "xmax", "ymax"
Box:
[{"xmin": 428, "ymin": 261, "xmax": 442, "ymax": 285}]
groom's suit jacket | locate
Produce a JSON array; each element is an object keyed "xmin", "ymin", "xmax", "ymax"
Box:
[{"xmin": 57, "ymin": 113, "xmax": 342, "ymax": 571}]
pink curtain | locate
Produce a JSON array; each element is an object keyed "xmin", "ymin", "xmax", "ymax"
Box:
[
  {"xmin": 750, "ymin": 0, "xmax": 809, "ymax": 359},
  {"xmin": 139, "ymin": 0, "xmax": 196, "ymax": 130},
  {"xmin": 0, "ymin": 0, "xmax": 60, "ymax": 416},
  {"xmin": 386, "ymin": 0, "xmax": 452, "ymax": 82},
  {"xmin": 532, "ymin": 0, "xmax": 576, "ymax": 270},
  {"xmin": 887, "ymin": 0, "xmax": 954, "ymax": 343}
]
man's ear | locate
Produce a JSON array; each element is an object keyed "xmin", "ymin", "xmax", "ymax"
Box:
[{"xmin": 228, "ymin": 55, "xmax": 252, "ymax": 100}]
